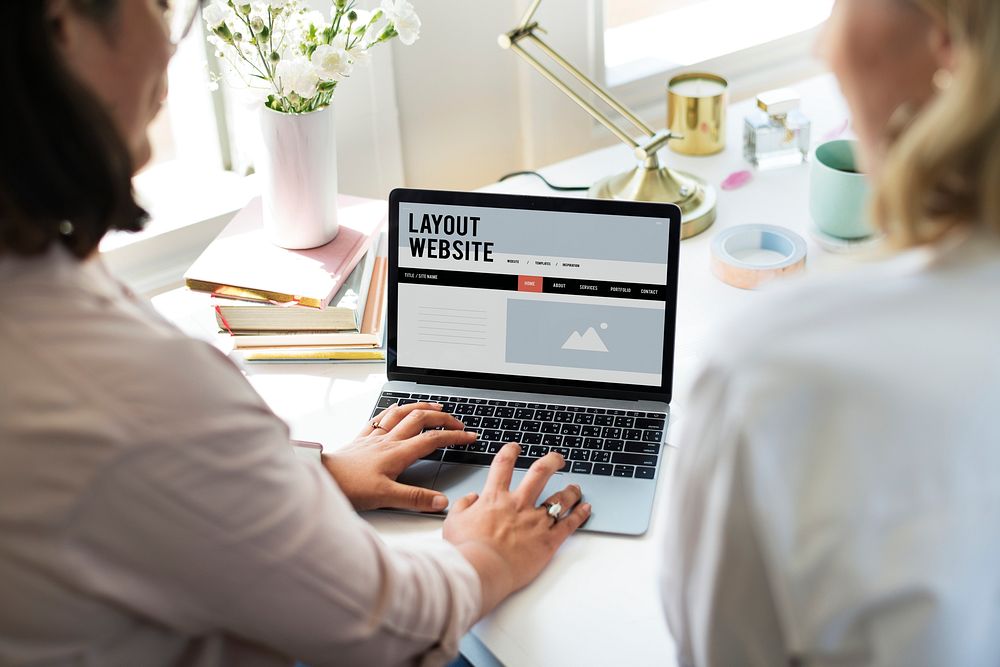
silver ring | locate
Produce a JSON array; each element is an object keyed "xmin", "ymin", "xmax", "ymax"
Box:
[{"xmin": 543, "ymin": 502, "xmax": 562, "ymax": 521}]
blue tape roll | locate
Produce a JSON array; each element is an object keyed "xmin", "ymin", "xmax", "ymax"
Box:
[{"xmin": 710, "ymin": 224, "xmax": 807, "ymax": 290}]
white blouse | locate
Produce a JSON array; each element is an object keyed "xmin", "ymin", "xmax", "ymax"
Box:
[
  {"xmin": 659, "ymin": 231, "xmax": 1000, "ymax": 666},
  {"xmin": 0, "ymin": 246, "xmax": 480, "ymax": 666}
]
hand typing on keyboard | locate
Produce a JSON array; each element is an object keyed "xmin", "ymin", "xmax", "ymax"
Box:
[
  {"xmin": 322, "ymin": 402, "xmax": 477, "ymax": 512},
  {"xmin": 327, "ymin": 399, "xmax": 593, "ymax": 617},
  {"xmin": 373, "ymin": 392, "xmax": 665, "ymax": 479}
]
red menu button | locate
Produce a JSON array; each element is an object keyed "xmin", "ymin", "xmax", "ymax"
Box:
[{"xmin": 518, "ymin": 275, "xmax": 544, "ymax": 293}]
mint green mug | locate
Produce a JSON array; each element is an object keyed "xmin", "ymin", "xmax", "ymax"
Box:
[{"xmin": 809, "ymin": 139, "xmax": 873, "ymax": 239}]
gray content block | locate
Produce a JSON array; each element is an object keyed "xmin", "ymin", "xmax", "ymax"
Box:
[{"xmin": 505, "ymin": 299, "xmax": 664, "ymax": 374}]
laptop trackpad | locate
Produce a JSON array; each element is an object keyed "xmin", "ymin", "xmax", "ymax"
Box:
[
  {"xmin": 398, "ymin": 460, "xmax": 442, "ymax": 490},
  {"xmin": 433, "ymin": 464, "xmax": 568, "ymax": 505},
  {"xmin": 432, "ymin": 464, "xmax": 491, "ymax": 500}
]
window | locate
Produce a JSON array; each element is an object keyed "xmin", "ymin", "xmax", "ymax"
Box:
[
  {"xmin": 130, "ymin": 19, "xmax": 240, "ymax": 240},
  {"xmin": 602, "ymin": 0, "xmax": 833, "ymax": 98},
  {"xmin": 104, "ymin": 22, "xmax": 254, "ymax": 297},
  {"xmin": 141, "ymin": 22, "xmax": 226, "ymax": 177}
]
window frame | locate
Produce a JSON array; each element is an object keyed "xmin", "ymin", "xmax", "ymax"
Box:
[
  {"xmin": 148, "ymin": 20, "xmax": 231, "ymax": 173},
  {"xmin": 594, "ymin": 1, "xmax": 830, "ymax": 109}
]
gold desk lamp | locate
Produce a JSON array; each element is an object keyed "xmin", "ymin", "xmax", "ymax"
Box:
[{"xmin": 499, "ymin": 0, "xmax": 717, "ymax": 239}]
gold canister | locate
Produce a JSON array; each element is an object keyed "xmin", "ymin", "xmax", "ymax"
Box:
[{"xmin": 667, "ymin": 72, "xmax": 728, "ymax": 156}]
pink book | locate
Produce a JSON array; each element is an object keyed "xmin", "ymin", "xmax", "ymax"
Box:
[{"xmin": 184, "ymin": 195, "xmax": 386, "ymax": 309}]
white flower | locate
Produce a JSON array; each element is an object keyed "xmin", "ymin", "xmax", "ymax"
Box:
[
  {"xmin": 198, "ymin": 0, "xmax": 416, "ymax": 112},
  {"xmin": 381, "ymin": 0, "xmax": 420, "ymax": 45},
  {"xmin": 311, "ymin": 43, "xmax": 352, "ymax": 80},
  {"xmin": 350, "ymin": 46, "xmax": 372, "ymax": 68},
  {"xmin": 276, "ymin": 56, "xmax": 319, "ymax": 99},
  {"xmin": 297, "ymin": 9, "xmax": 327, "ymax": 32},
  {"xmin": 380, "ymin": 0, "xmax": 415, "ymax": 21},
  {"xmin": 202, "ymin": 0, "xmax": 231, "ymax": 28},
  {"xmin": 392, "ymin": 11, "xmax": 420, "ymax": 45}
]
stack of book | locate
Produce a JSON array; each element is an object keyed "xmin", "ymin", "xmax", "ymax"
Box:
[{"xmin": 184, "ymin": 196, "xmax": 388, "ymax": 363}]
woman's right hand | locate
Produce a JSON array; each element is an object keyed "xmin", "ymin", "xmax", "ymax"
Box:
[{"xmin": 442, "ymin": 442, "xmax": 592, "ymax": 616}]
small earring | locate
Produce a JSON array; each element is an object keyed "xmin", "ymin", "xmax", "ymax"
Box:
[
  {"xmin": 933, "ymin": 68, "xmax": 954, "ymax": 91},
  {"xmin": 58, "ymin": 221, "xmax": 74, "ymax": 236}
]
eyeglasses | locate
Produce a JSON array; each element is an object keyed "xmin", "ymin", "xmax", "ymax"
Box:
[{"xmin": 164, "ymin": 0, "xmax": 203, "ymax": 45}]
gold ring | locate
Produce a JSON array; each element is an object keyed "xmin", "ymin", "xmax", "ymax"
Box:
[{"xmin": 370, "ymin": 419, "xmax": 386, "ymax": 431}]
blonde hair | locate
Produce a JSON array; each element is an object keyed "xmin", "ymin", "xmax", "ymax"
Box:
[{"xmin": 875, "ymin": 0, "xmax": 1000, "ymax": 246}]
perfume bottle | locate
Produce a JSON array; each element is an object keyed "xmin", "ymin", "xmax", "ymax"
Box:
[{"xmin": 743, "ymin": 89, "xmax": 811, "ymax": 169}]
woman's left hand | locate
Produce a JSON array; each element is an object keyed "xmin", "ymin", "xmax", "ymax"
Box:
[{"xmin": 322, "ymin": 402, "xmax": 476, "ymax": 512}]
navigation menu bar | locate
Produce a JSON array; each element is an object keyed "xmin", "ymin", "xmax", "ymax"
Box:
[{"xmin": 398, "ymin": 268, "xmax": 667, "ymax": 301}]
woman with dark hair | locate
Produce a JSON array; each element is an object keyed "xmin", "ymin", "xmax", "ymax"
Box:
[{"xmin": 0, "ymin": 3, "xmax": 590, "ymax": 665}]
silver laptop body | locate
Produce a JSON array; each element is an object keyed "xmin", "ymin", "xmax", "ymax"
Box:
[{"xmin": 373, "ymin": 188, "xmax": 681, "ymax": 536}]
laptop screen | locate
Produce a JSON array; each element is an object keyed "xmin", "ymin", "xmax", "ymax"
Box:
[{"xmin": 388, "ymin": 189, "xmax": 680, "ymax": 401}]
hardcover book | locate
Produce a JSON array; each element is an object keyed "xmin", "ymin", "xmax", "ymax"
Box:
[
  {"xmin": 212, "ymin": 237, "xmax": 379, "ymax": 332},
  {"xmin": 184, "ymin": 195, "xmax": 386, "ymax": 309},
  {"xmin": 230, "ymin": 254, "xmax": 387, "ymax": 350}
]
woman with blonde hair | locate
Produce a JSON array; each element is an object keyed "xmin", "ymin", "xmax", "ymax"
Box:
[{"xmin": 660, "ymin": 0, "xmax": 1000, "ymax": 665}]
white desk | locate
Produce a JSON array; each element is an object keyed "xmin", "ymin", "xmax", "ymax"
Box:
[{"xmin": 154, "ymin": 73, "xmax": 860, "ymax": 667}]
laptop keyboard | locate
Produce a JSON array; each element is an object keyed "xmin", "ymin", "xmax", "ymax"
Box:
[{"xmin": 370, "ymin": 391, "xmax": 666, "ymax": 478}]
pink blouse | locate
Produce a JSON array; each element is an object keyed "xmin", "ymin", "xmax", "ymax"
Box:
[{"xmin": 0, "ymin": 246, "xmax": 481, "ymax": 666}]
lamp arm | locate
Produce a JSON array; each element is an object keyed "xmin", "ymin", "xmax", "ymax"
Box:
[
  {"xmin": 525, "ymin": 33, "xmax": 655, "ymax": 138},
  {"xmin": 507, "ymin": 39, "xmax": 639, "ymax": 150},
  {"xmin": 499, "ymin": 0, "xmax": 717, "ymax": 238},
  {"xmin": 517, "ymin": 0, "xmax": 544, "ymax": 30},
  {"xmin": 501, "ymin": 15, "xmax": 675, "ymax": 155}
]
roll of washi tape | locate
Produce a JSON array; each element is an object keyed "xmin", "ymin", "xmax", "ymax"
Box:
[{"xmin": 710, "ymin": 224, "xmax": 807, "ymax": 290}]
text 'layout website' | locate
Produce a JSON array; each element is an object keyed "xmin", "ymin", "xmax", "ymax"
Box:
[{"xmin": 397, "ymin": 202, "xmax": 671, "ymax": 388}]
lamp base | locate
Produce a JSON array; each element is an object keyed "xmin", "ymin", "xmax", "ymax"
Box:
[{"xmin": 589, "ymin": 165, "xmax": 717, "ymax": 240}]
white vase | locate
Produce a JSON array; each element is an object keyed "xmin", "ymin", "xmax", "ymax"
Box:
[{"xmin": 257, "ymin": 105, "xmax": 339, "ymax": 249}]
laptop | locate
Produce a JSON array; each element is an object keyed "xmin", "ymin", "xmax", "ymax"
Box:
[{"xmin": 370, "ymin": 188, "xmax": 681, "ymax": 535}]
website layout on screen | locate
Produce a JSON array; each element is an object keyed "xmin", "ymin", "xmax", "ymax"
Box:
[{"xmin": 396, "ymin": 202, "xmax": 671, "ymax": 388}]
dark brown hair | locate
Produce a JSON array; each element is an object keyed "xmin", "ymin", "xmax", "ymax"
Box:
[{"xmin": 0, "ymin": 1, "xmax": 147, "ymax": 260}]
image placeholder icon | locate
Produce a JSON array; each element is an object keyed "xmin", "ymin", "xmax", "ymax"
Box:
[
  {"xmin": 506, "ymin": 300, "xmax": 663, "ymax": 374},
  {"xmin": 561, "ymin": 323, "xmax": 609, "ymax": 352}
]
